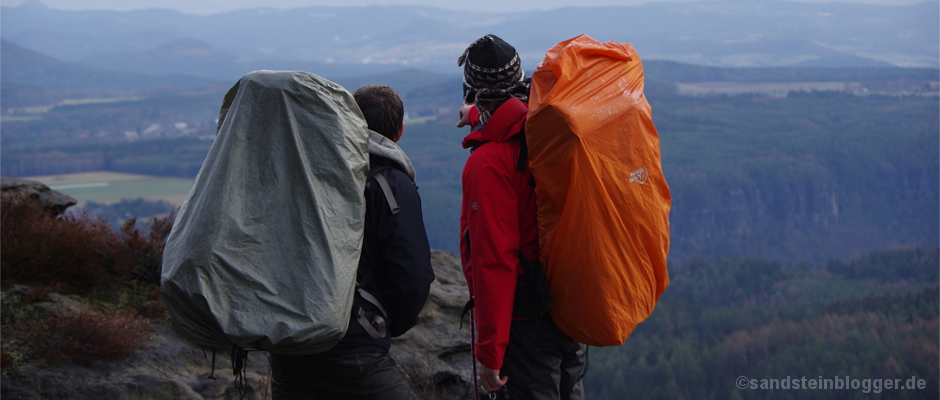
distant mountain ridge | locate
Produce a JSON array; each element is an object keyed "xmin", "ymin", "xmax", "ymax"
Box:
[
  {"xmin": 3, "ymin": 36, "xmax": 936, "ymax": 112},
  {"xmin": 1, "ymin": 0, "xmax": 936, "ymax": 81},
  {"xmin": 0, "ymin": 40, "xmax": 216, "ymax": 90}
]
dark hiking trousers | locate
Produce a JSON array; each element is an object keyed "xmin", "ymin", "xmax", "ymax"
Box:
[
  {"xmin": 499, "ymin": 318, "xmax": 588, "ymax": 400},
  {"xmin": 269, "ymin": 352, "xmax": 419, "ymax": 400}
]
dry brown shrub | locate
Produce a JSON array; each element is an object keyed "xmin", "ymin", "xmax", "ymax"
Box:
[
  {"xmin": 1, "ymin": 195, "xmax": 130, "ymax": 292},
  {"xmin": 24, "ymin": 309, "xmax": 152, "ymax": 366},
  {"xmin": 1, "ymin": 195, "xmax": 175, "ymax": 292},
  {"xmin": 120, "ymin": 211, "xmax": 175, "ymax": 285}
]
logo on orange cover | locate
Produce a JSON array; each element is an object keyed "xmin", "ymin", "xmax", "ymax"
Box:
[{"xmin": 629, "ymin": 168, "xmax": 649, "ymax": 184}]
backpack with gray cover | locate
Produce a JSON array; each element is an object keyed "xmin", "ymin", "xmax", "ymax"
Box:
[{"xmin": 160, "ymin": 70, "xmax": 369, "ymax": 355}]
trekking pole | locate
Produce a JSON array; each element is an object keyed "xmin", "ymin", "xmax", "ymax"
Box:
[{"xmin": 471, "ymin": 308, "xmax": 480, "ymax": 399}]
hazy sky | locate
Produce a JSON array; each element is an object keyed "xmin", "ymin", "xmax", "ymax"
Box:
[{"xmin": 0, "ymin": 0, "xmax": 932, "ymax": 14}]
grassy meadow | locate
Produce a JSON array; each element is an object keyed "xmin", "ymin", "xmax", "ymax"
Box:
[{"xmin": 22, "ymin": 171, "xmax": 194, "ymax": 208}]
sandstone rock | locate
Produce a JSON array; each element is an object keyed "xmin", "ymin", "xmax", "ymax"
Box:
[
  {"xmin": 0, "ymin": 250, "xmax": 475, "ymax": 400},
  {"xmin": 391, "ymin": 250, "xmax": 474, "ymax": 399},
  {"xmin": 1, "ymin": 176, "xmax": 77, "ymax": 215},
  {"xmin": 33, "ymin": 293, "xmax": 90, "ymax": 317}
]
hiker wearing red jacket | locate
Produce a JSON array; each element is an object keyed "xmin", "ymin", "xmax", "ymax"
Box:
[{"xmin": 457, "ymin": 35, "xmax": 587, "ymax": 400}]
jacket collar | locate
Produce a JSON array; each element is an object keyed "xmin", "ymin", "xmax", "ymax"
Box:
[
  {"xmin": 368, "ymin": 130, "xmax": 416, "ymax": 180},
  {"xmin": 461, "ymin": 97, "xmax": 528, "ymax": 149}
]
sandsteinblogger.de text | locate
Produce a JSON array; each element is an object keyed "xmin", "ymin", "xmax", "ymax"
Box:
[{"xmin": 736, "ymin": 375, "xmax": 928, "ymax": 394}]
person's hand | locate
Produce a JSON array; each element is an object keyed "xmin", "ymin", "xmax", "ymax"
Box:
[
  {"xmin": 456, "ymin": 104, "xmax": 474, "ymax": 127},
  {"xmin": 480, "ymin": 365, "xmax": 508, "ymax": 392}
]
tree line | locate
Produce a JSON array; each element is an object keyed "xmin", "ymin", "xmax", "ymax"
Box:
[{"xmin": 584, "ymin": 246, "xmax": 939, "ymax": 400}]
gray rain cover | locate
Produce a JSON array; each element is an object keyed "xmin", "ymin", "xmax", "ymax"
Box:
[{"xmin": 161, "ymin": 70, "xmax": 368, "ymax": 355}]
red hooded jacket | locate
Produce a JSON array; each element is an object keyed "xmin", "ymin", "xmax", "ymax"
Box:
[{"xmin": 459, "ymin": 98, "xmax": 540, "ymax": 370}]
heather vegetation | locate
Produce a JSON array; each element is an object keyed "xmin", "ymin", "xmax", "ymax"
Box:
[{"xmin": 0, "ymin": 194, "xmax": 172, "ymax": 369}]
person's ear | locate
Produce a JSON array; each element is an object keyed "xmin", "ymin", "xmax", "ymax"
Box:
[{"xmin": 395, "ymin": 123, "xmax": 405, "ymax": 142}]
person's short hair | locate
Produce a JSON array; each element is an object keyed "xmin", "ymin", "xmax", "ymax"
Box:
[{"xmin": 353, "ymin": 85, "xmax": 404, "ymax": 141}]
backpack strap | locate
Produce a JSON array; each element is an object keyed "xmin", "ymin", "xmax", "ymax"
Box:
[
  {"xmin": 355, "ymin": 285, "xmax": 389, "ymax": 340},
  {"xmin": 368, "ymin": 165, "xmax": 400, "ymax": 215},
  {"xmin": 353, "ymin": 163, "xmax": 401, "ymax": 340},
  {"xmin": 515, "ymin": 128, "xmax": 537, "ymax": 187}
]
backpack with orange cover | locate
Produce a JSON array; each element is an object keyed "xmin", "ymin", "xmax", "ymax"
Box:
[{"xmin": 526, "ymin": 34, "xmax": 671, "ymax": 346}]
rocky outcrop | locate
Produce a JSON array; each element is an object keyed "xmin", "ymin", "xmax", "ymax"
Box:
[
  {"xmin": 0, "ymin": 250, "xmax": 474, "ymax": 400},
  {"xmin": 390, "ymin": 250, "xmax": 474, "ymax": 399},
  {"xmin": 1, "ymin": 176, "xmax": 77, "ymax": 215}
]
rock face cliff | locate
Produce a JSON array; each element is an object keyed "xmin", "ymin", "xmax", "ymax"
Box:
[
  {"xmin": 669, "ymin": 178, "xmax": 841, "ymax": 260},
  {"xmin": 666, "ymin": 158, "xmax": 939, "ymax": 264},
  {"xmin": 0, "ymin": 250, "xmax": 474, "ymax": 400}
]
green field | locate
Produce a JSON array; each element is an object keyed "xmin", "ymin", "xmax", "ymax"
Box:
[
  {"xmin": 675, "ymin": 81, "xmax": 855, "ymax": 96},
  {"xmin": 23, "ymin": 171, "xmax": 194, "ymax": 207}
]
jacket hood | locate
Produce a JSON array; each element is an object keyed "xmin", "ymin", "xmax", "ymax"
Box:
[
  {"xmin": 368, "ymin": 130, "xmax": 416, "ymax": 181},
  {"xmin": 461, "ymin": 97, "xmax": 528, "ymax": 149}
]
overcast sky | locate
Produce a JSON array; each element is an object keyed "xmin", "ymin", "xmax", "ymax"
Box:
[{"xmin": 0, "ymin": 0, "xmax": 932, "ymax": 14}]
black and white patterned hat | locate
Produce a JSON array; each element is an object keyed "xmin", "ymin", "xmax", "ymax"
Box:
[{"xmin": 458, "ymin": 35, "xmax": 527, "ymax": 104}]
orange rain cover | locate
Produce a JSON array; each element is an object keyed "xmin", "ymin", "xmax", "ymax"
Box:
[{"xmin": 526, "ymin": 34, "xmax": 671, "ymax": 346}]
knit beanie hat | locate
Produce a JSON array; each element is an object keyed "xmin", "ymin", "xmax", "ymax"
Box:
[{"xmin": 458, "ymin": 35, "xmax": 528, "ymax": 105}]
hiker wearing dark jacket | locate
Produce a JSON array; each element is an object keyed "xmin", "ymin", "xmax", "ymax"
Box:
[
  {"xmin": 269, "ymin": 85, "xmax": 434, "ymax": 400},
  {"xmin": 457, "ymin": 35, "xmax": 587, "ymax": 400}
]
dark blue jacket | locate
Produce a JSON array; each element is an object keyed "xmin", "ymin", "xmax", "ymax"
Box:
[{"xmin": 321, "ymin": 154, "xmax": 435, "ymax": 356}]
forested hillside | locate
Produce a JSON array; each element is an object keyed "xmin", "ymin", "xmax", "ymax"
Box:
[
  {"xmin": 656, "ymin": 90, "xmax": 938, "ymax": 262},
  {"xmin": 585, "ymin": 246, "xmax": 939, "ymax": 399}
]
